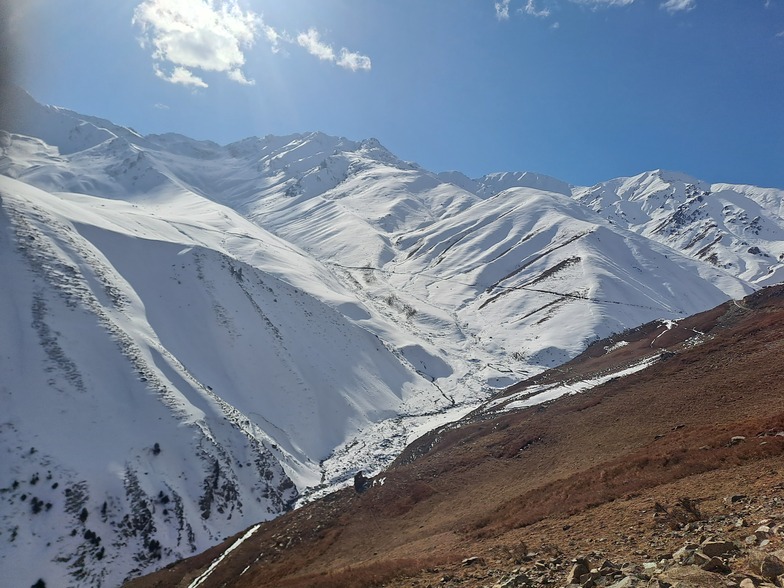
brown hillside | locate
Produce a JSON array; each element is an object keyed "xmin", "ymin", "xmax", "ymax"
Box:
[{"xmin": 125, "ymin": 285, "xmax": 784, "ymax": 588}]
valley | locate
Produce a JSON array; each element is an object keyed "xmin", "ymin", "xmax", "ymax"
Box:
[{"xmin": 1, "ymin": 89, "xmax": 783, "ymax": 586}]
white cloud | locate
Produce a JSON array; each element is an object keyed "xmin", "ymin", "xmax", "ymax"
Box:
[
  {"xmin": 154, "ymin": 102, "xmax": 170, "ymax": 109},
  {"xmin": 569, "ymin": 0, "xmax": 636, "ymax": 7},
  {"xmin": 227, "ymin": 68, "xmax": 255, "ymax": 85},
  {"xmin": 777, "ymin": 30, "xmax": 784, "ymax": 37},
  {"xmin": 297, "ymin": 28, "xmax": 336, "ymax": 62},
  {"xmin": 262, "ymin": 23, "xmax": 288, "ymax": 54},
  {"xmin": 133, "ymin": 0, "xmax": 260, "ymax": 88},
  {"xmin": 496, "ymin": 0, "xmax": 637, "ymax": 21},
  {"xmin": 660, "ymin": 0, "xmax": 696, "ymax": 12},
  {"xmin": 495, "ymin": 0, "xmax": 511, "ymax": 20},
  {"xmin": 134, "ymin": 0, "xmax": 371, "ymax": 84},
  {"xmin": 154, "ymin": 64, "xmax": 208, "ymax": 88},
  {"xmin": 296, "ymin": 28, "xmax": 372, "ymax": 71},
  {"xmin": 524, "ymin": 0, "xmax": 552, "ymax": 17},
  {"xmin": 337, "ymin": 49, "xmax": 372, "ymax": 72}
]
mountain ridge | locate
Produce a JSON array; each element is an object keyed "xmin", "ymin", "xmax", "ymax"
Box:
[{"xmin": 1, "ymin": 90, "xmax": 782, "ymax": 586}]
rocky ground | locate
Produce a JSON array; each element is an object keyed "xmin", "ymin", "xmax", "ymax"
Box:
[{"xmin": 383, "ymin": 455, "xmax": 784, "ymax": 588}]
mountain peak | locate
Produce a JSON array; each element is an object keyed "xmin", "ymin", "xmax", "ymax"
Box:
[
  {"xmin": 650, "ymin": 168, "xmax": 700, "ymax": 183},
  {"xmin": 475, "ymin": 170, "xmax": 573, "ymax": 197},
  {"xmin": 2, "ymin": 89, "xmax": 783, "ymax": 587}
]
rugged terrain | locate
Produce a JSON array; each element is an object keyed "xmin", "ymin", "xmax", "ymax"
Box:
[
  {"xmin": 125, "ymin": 284, "xmax": 784, "ymax": 588},
  {"xmin": 2, "ymin": 88, "xmax": 784, "ymax": 586}
]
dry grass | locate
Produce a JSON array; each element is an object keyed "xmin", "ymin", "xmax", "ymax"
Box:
[
  {"xmin": 473, "ymin": 416, "xmax": 784, "ymax": 535},
  {"xmin": 270, "ymin": 556, "xmax": 457, "ymax": 588}
]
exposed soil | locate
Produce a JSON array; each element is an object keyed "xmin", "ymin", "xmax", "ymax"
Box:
[{"xmin": 125, "ymin": 285, "xmax": 784, "ymax": 588}]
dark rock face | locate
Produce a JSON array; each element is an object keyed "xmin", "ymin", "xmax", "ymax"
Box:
[{"xmin": 353, "ymin": 471, "xmax": 371, "ymax": 494}]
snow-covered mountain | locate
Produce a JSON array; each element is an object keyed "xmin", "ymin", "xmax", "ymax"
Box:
[
  {"xmin": 0, "ymin": 175, "xmax": 448, "ymax": 587},
  {"xmin": 0, "ymin": 88, "xmax": 781, "ymax": 586},
  {"xmin": 574, "ymin": 170, "xmax": 784, "ymax": 286}
]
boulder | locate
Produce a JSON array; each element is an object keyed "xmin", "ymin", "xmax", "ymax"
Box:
[
  {"xmin": 673, "ymin": 544, "xmax": 701, "ymax": 563},
  {"xmin": 353, "ymin": 471, "xmax": 371, "ymax": 493},
  {"xmin": 700, "ymin": 540, "xmax": 737, "ymax": 558},
  {"xmin": 762, "ymin": 557, "xmax": 784, "ymax": 581},
  {"xmin": 749, "ymin": 552, "xmax": 784, "ymax": 581},
  {"xmin": 605, "ymin": 577, "xmax": 637, "ymax": 588},
  {"xmin": 660, "ymin": 565, "xmax": 730, "ymax": 588},
  {"xmin": 700, "ymin": 557, "xmax": 731, "ymax": 574},
  {"xmin": 567, "ymin": 563, "xmax": 591, "ymax": 585},
  {"xmin": 691, "ymin": 551, "xmax": 711, "ymax": 566}
]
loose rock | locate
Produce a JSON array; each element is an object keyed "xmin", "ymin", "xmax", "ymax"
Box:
[{"xmin": 701, "ymin": 540, "xmax": 737, "ymax": 558}]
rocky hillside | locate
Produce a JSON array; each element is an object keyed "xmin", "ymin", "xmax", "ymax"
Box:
[{"xmin": 125, "ymin": 284, "xmax": 784, "ymax": 588}]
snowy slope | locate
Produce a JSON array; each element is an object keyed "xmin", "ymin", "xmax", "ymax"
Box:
[
  {"xmin": 0, "ymin": 175, "xmax": 444, "ymax": 587},
  {"xmin": 574, "ymin": 170, "xmax": 784, "ymax": 286},
  {"xmin": 1, "ymin": 90, "xmax": 781, "ymax": 586},
  {"xmin": 387, "ymin": 187, "xmax": 751, "ymax": 381}
]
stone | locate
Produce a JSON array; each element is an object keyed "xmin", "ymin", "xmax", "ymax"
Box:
[
  {"xmin": 701, "ymin": 557, "xmax": 731, "ymax": 574},
  {"xmin": 606, "ymin": 577, "xmax": 636, "ymax": 588},
  {"xmin": 763, "ymin": 558, "xmax": 784, "ymax": 582},
  {"xmin": 567, "ymin": 563, "xmax": 591, "ymax": 585},
  {"xmin": 701, "ymin": 541, "xmax": 738, "ymax": 558},
  {"xmin": 621, "ymin": 564, "xmax": 643, "ymax": 577},
  {"xmin": 495, "ymin": 571, "xmax": 532, "ymax": 588},
  {"xmin": 674, "ymin": 545, "xmax": 701, "ymax": 563},
  {"xmin": 756, "ymin": 526, "xmax": 773, "ymax": 540},
  {"xmin": 749, "ymin": 553, "xmax": 784, "ymax": 581},
  {"xmin": 660, "ymin": 565, "xmax": 732, "ymax": 588},
  {"xmin": 739, "ymin": 580, "xmax": 756, "ymax": 588},
  {"xmin": 727, "ymin": 495, "xmax": 748, "ymax": 504}
]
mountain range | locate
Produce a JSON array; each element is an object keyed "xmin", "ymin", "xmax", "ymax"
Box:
[{"xmin": 1, "ymin": 87, "xmax": 782, "ymax": 587}]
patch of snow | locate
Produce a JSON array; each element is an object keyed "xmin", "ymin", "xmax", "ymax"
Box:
[
  {"xmin": 187, "ymin": 524, "xmax": 261, "ymax": 588},
  {"xmin": 498, "ymin": 355, "xmax": 659, "ymax": 411}
]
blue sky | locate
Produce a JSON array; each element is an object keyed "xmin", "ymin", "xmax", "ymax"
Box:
[{"xmin": 7, "ymin": 0, "xmax": 784, "ymax": 188}]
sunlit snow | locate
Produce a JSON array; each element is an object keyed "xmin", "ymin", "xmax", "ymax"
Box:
[{"xmin": 1, "ymin": 88, "xmax": 780, "ymax": 586}]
